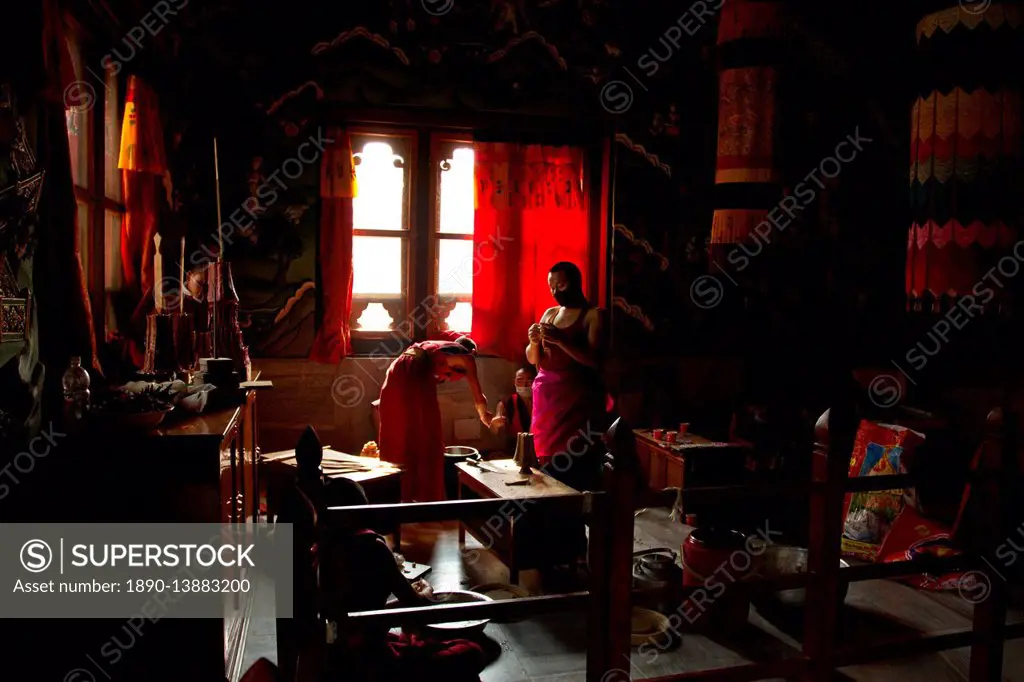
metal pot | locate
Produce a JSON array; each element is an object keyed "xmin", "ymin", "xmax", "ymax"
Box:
[
  {"xmin": 443, "ymin": 446, "xmax": 480, "ymax": 499},
  {"xmin": 632, "ymin": 548, "xmax": 683, "ymax": 614}
]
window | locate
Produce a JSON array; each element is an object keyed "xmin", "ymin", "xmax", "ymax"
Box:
[
  {"xmin": 349, "ymin": 130, "xmax": 476, "ymax": 344},
  {"xmin": 435, "ymin": 143, "xmax": 475, "ymax": 333},
  {"xmin": 350, "ymin": 134, "xmax": 412, "ymax": 333},
  {"xmin": 65, "ymin": 27, "xmax": 91, "ymax": 272},
  {"xmin": 65, "ymin": 21, "xmax": 125, "ymax": 340}
]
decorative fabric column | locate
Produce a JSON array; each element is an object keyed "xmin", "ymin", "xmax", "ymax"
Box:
[
  {"xmin": 709, "ymin": 0, "xmax": 788, "ymax": 268},
  {"xmin": 907, "ymin": 4, "xmax": 1022, "ymax": 312}
]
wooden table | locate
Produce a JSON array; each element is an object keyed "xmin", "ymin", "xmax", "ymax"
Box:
[
  {"xmin": 456, "ymin": 458, "xmax": 581, "ymax": 584},
  {"xmin": 7, "ymin": 386, "xmax": 261, "ymax": 682},
  {"xmin": 633, "ymin": 429, "xmax": 748, "ymax": 508}
]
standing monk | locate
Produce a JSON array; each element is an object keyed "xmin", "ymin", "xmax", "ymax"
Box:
[
  {"xmin": 378, "ymin": 336, "xmax": 494, "ymax": 502},
  {"xmin": 527, "ymin": 262, "xmax": 608, "ymax": 492}
]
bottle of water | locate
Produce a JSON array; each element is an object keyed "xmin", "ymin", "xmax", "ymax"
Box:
[{"xmin": 62, "ymin": 356, "xmax": 91, "ymax": 423}]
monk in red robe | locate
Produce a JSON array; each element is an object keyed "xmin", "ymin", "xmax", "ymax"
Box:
[
  {"xmin": 527, "ymin": 262, "xmax": 608, "ymax": 493},
  {"xmin": 378, "ymin": 336, "xmax": 493, "ymax": 502},
  {"xmin": 489, "ymin": 364, "xmax": 536, "ymax": 453},
  {"xmin": 322, "ymin": 479, "xmax": 498, "ymax": 681}
]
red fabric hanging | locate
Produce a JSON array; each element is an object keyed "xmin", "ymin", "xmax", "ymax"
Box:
[
  {"xmin": 309, "ymin": 128, "xmax": 357, "ymax": 363},
  {"xmin": 470, "ymin": 143, "xmax": 589, "ymax": 361},
  {"xmin": 120, "ymin": 171, "xmax": 159, "ymax": 296},
  {"xmin": 119, "ymin": 76, "xmax": 167, "ymax": 297},
  {"xmin": 35, "ymin": 1, "xmax": 100, "ymax": 375}
]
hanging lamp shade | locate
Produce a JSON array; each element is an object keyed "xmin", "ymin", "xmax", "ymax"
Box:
[
  {"xmin": 906, "ymin": 4, "xmax": 1023, "ymax": 312},
  {"xmin": 118, "ymin": 75, "xmax": 167, "ymax": 174}
]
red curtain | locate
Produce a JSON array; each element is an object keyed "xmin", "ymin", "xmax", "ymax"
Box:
[
  {"xmin": 309, "ymin": 128, "xmax": 357, "ymax": 363},
  {"xmin": 119, "ymin": 76, "xmax": 166, "ymax": 297},
  {"xmin": 35, "ymin": 1, "xmax": 100, "ymax": 376},
  {"xmin": 471, "ymin": 143, "xmax": 589, "ymax": 361}
]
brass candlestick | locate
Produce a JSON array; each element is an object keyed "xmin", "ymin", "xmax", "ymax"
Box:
[{"xmin": 514, "ymin": 432, "xmax": 537, "ymax": 474}]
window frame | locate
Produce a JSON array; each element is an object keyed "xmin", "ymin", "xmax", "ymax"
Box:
[
  {"xmin": 347, "ymin": 127, "xmax": 418, "ymax": 345},
  {"xmin": 429, "ymin": 134, "xmax": 475, "ymax": 335},
  {"xmin": 65, "ymin": 14, "xmax": 125, "ymax": 344},
  {"xmin": 348, "ymin": 127, "xmax": 480, "ymax": 353},
  {"xmin": 342, "ymin": 113, "xmax": 608, "ymax": 357}
]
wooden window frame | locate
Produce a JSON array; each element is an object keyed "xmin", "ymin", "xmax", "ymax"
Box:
[
  {"xmin": 348, "ymin": 127, "xmax": 418, "ymax": 348},
  {"xmin": 429, "ymin": 134, "xmax": 475, "ymax": 335},
  {"xmin": 66, "ymin": 14, "xmax": 125, "ymax": 344},
  {"xmin": 340, "ymin": 111, "xmax": 609, "ymax": 357}
]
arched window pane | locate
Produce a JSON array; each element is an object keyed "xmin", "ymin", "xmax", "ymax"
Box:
[
  {"xmin": 352, "ymin": 141, "xmax": 405, "ymax": 231},
  {"xmin": 438, "ymin": 147, "xmax": 474, "ymax": 235},
  {"xmin": 355, "ymin": 302, "xmax": 396, "ymax": 332}
]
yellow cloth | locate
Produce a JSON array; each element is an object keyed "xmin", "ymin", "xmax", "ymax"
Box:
[
  {"xmin": 118, "ymin": 76, "xmax": 167, "ymax": 173},
  {"xmin": 320, "ymin": 128, "xmax": 358, "ymax": 198}
]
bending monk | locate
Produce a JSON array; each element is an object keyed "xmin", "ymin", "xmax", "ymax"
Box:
[
  {"xmin": 527, "ymin": 262, "xmax": 608, "ymax": 492},
  {"xmin": 378, "ymin": 336, "xmax": 493, "ymax": 502}
]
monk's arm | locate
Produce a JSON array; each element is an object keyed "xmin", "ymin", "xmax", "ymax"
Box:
[
  {"xmin": 552, "ymin": 308, "xmax": 603, "ymax": 368},
  {"xmin": 526, "ymin": 341, "xmax": 543, "ymax": 367},
  {"xmin": 450, "ymin": 355, "xmax": 489, "ymax": 419},
  {"xmin": 526, "ymin": 310, "xmax": 554, "ymax": 367},
  {"xmin": 371, "ymin": 540, "xmax": 431, "ymax": 605}
]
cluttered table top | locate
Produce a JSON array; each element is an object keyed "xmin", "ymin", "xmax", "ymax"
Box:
[
  {"xmin": 455, "ymin": 458, "xmax": 579, "ymax": 498},
  {"xmin": 633, "ymin": 428, "xmax": 745, "ymax": 454},
  {"xmin": 262, "ymin": 448, "xmax": 402, "ymax": 483}
]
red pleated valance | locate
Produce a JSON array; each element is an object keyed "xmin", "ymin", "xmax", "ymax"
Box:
[{"xmin": 474, "ymin": 143, "xmax": 584, "ymax": 211}]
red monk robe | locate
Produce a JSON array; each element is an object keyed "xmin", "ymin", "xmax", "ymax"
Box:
[{"xmin": 378, "ymin": 338, "xmax": 493, "ymax": 502}]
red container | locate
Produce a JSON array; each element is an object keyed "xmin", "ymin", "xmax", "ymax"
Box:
[
  {"xmin": 652, "ymin": 428, "xmax": 664, "ymax": 440},
  {"xmin": 665, "ymin": 431, "xmax": 678, "ymax": 443},
  {"xmin": 678, "ymin": 422, "xmax": 690, "ymax": 436},
  {"xmin": 681, "ymin": 528, "xmax": 751, "ymax": 632}
]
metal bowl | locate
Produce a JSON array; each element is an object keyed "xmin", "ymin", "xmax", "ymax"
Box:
[
  {"xmin": 444, "ymin": 446, "xmax": 480, "ymax": 459},
  {"xmin": 756, "ymin": 545, "xmax": 850, "ymax": 604},
  {"xmin": 424, "ymin": 590, "xmax": 493, "ymax": 635}
]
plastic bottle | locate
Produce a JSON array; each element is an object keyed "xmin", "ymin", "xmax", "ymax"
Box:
[{"xmin": 62, "ymin": 356, "xmax": 91, "ymax": 423}]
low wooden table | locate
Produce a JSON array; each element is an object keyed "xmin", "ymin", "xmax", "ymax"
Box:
[{"xmin": 456, "ymin": 458, "xmax": 581, "ymax": 584}]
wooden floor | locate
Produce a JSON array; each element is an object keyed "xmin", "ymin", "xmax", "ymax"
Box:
[{"xmin": 241, "ymin": 508, "xmax": 1024, "ymax": 681}]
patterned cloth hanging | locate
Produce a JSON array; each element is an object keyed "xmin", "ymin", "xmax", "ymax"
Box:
[
  {"xmin": 906, "ymin": 3, "xmax": 1023, "ymax": 311},
  {"xmin": 710, "ymin": 0, "xmax": 788, "ymax": 258}
]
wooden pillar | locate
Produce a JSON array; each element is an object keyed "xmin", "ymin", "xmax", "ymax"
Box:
[
  {"xmin": 586, "ymin": 418, "xmax": 638, "ymax": 681},
  {"xmin": 968, "ymin": 407, "xmax": 1013, "ymax": 682},
  {"xmin": 906, "ymin": 4, "xmax": 1023, "ymax": 313},
  {"xmin": 802, "ymin": 399, "xmax": 858, "ymax": 681},
  {"xmin": 709, "ymin": 0, "xmax": 789, "ymax": 288}
]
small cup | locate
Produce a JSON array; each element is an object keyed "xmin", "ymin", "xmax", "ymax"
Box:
[
  {"xmin": 652, "ymin": 428, "xmax": 664, "ymax": 440},
  {"xmin": 678, "ymin": 422, "xmax": 690, "ymax": 436},
  {"xmin": 685, "ymin": 514, "xmax": 698, "ymax": 526},
  {"xmin": 665, "ymin": 431, "xmax": 678, "ymax": 443}
]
